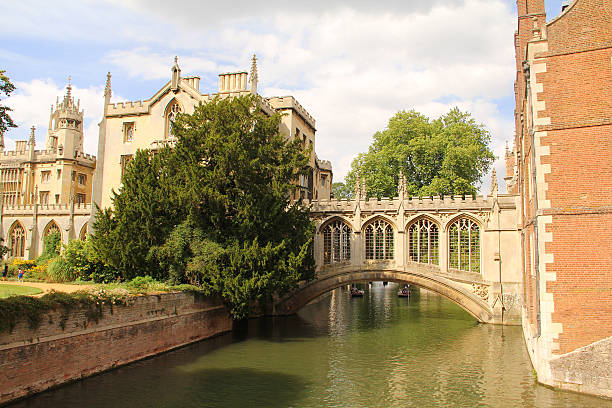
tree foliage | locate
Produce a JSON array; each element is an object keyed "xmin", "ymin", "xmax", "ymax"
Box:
[
  {"xmin": 93, "ymin": 95, "xmax": 315, "ymax": 318},
  {"xmin": 346, "ymin": 108, "xmax": 495, "ymax": 198},
  {"xmin": 0, "ymin": 70, "xmax": 17, "ymax": 137},
  {"xmin": 331, "ymin": 182, "xmax": 353, "ymax": 200}
]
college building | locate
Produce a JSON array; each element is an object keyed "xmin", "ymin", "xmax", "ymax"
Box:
[
  {"xmin": 0, "ymin": 83, "xmax": 95, "ymax": 259},
  {"xmin": 92, "ymin": 55, "xmax": 333, "ymax": 212},
  {"xmin": 508, "ymin": 0, "xmax": 611, "ymax": 396}
]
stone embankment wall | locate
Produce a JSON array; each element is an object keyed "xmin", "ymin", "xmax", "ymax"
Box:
[{"xmin": 0, "ymin": 292, "xmax": 232, "ymax": 405}]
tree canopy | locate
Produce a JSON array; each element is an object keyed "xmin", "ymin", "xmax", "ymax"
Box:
[
  {"xmin": 345, "ymin": 108, "xmax": 495, "ymax": 198},
  {"xmin": 0, "ymin": 70, "xmax": 17, "ymax": 137},
  {"xmin": 92, "ymin": 95, "xmax": 315, "ymax": 318}
]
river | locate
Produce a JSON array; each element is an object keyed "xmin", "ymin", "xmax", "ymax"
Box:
[{"xmin": 9, "ymin": 283, "xmax": 611, "ymax": 408}]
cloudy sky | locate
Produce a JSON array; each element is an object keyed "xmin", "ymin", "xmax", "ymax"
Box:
[{"xmin": 2, "ymin": 0, "xmax": 566, "ymax": 194}]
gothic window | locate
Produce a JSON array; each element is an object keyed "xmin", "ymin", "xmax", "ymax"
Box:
[
  {"xmin": 76, "ymin": 193, "xmax": 86, "ymax": 205},
  {"xmin": 77, "ymin": 173, "xmax": 87, "ymax": 186},
  {"xmin": 9, "ymin": 223, "xmax": 25, "ymax": 258},
  {"xmin": 408, "ymin": 218, "xmax": 439, "ymax": 265},
  {"xmin": 39, "ymin": 191, "xmax": 49, "ymax": 205},
  {"xmin": 41, "ymin": 171, "xmax": 51, "ymax": 183},
  {"xmin": 44, "ymin": 221, "xmax": 60, "ymax": 239},
  {"xmin": 120, "ymin": 154, "xmax": 133, "ymax": 177},
  {"xmin": 123, "ymin": 122, "xmax": 135, "ymax": 142},
  {"xmin": 323, "ymin": 220, "xmax": 351, "ymax": 264},
  {"xmin": 449, "ymin": 217, "xmax": 480, "ymax": 273},
  {"xmin": 365, "ymin": 219, "xmax": 394, "ymax": 260},
  {"xmin": 165, "ymin": 101, "xmax": 181, "ymax": 139}
]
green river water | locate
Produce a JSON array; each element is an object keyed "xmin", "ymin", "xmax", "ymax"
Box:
[{"xmin": 10, "ymin": 283, "xmax": 611, "ymax": 408}]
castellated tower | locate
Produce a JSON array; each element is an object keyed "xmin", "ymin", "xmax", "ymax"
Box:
[{"xmin": 46, "ymin": 80, "xmax": 85, "ymax": 157}]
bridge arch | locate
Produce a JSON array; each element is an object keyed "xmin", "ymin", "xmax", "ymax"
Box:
[{"xmin": 274, "ymin": 269, "xmax": 493, "ymax": 323}]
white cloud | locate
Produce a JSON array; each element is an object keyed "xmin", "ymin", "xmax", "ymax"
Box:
[
  {"xmin": 4, "ymin": 79, "xmax": 123, "ymax": 155},
  {"xmin": 4, "ymin": 0, "xmax": 519, "ymax": 195}
]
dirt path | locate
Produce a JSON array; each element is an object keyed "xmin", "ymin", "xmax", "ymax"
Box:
[{"xmin": 0, "ymin": 281, "xmax": 95, "ymax": 296}]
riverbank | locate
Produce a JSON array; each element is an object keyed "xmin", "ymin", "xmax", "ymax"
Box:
[{"xmin": 0, "ymin": 292, "xmax": 232, "ymax": 406}]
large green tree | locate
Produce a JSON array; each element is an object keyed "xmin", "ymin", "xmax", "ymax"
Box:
[
  {"xmin": 93, "ymin": 95, "xmax": 315, "ymax": 318},
  {"xmin": 331, "ymin": 182, "xmax": 353, "ymax": 200},
  {"xmin": 346, "ymin": 108, "xmax": 495, "ymax": 198},
  {"xmin": 0, "ymin": 70, "xmax": 17, "ymax": 137}
]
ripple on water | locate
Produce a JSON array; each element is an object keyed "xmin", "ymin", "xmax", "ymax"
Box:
[{"xmin": 7, "ymin": 284, "xmax": 612, "ymax": 408}]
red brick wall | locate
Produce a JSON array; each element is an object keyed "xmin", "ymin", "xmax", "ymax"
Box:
[
  {"xmin": 545, "ymin": 0, "xmax": 612, "ymax": 56},
  {"xmin": 0, "ymin": 293, "xmax": 232, "ymax": 405},
  {"xmin": 546, "ymin": 213, "xmax": 612, "ymax": 353},
  {"xmin": 534, "ymin": 0, "xmax": 612, "ymax": 355},
  {"xmin": 516, "ymin": 0, "xmax": 612, "ymax": 356},
  {"xmin": 538, "ymin": 49, "xmax": 612, "ymax": 130}
]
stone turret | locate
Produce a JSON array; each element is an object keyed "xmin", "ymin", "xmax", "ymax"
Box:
[{"xmin": 46, "ymin": 78, "xmax": 84, "ymax": 156}]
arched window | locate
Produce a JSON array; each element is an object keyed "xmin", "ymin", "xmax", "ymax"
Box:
[
  {"xmin": 365, "ymin": 219, "xmax": 394, "ymax": 260},
  {"xmin": 165, "ymin": 100, "xmax": 181, "ymax": 139},
  {"xmin": 322, "ymin": 220, "xmax": 351, "ymax": 264},
  {"xmin": 449, "ymin": 217, "xmax": 480, "ymax": 273},
  {"xmin": 44, "ymin": 221, "xmax": 60, "ymax": 239},
  {"xmin": 79, "ymin": 224, "xmax": 88, "ymax": 240},
  {"xmin": 9, "ymin": 222, "xmax": 25, "ymax": 258},
  {"xmin": 408, "ymin": 218, "xmax": 439, "ymax": 265}
]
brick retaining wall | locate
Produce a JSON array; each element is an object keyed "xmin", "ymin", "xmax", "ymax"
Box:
[{"xmin": 0, "ymin": 292, "xmax": 232, "ymax": 405}]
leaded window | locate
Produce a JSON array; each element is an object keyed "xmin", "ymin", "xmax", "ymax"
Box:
[
  {"xmin": 323, "ymin": 220, "xmax": 351, "ymax": 264},
  {"xmin": 408, "ymin": 218, "xmax": 439, "ymax": 265},
  {"xmin": 449, "ymin": 218, "xmax": 480, "ymax": 273},
  {"xmin": 9, "ymin": 223, "xmax": 25, "ymax": 258},
  {"xmin": 365, "ymin": 219, "xmax": 394, "ymax": 260}
]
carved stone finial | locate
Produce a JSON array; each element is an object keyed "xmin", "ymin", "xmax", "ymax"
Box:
[
  {"xmin": 64, "ymin": 77, "xmax": 72, "ymax": 104},
  {"xmin": 104, "ymin": 72, "xmax": 112, "ymax": 98},
  {"xmin": 397, "ymin": 170, "xmax": 405, "ymax": 197},
  {"xmin": 354, "ymin": 175, "xmax": 361, "ymax": 200},
  {"xmin": 29, "ymin": 126, "xmax": 36, "ymax": 146},
  {"xmin": 249, "ymin": 54, "xmax": 258, "ymax": 95},
  {"xmin": 491, "ymin": 168, "xmax": 499, "ymax": 196},
  {"xmin": 171, "ymin": 56, "xmax": 181, "ymax": 92}
]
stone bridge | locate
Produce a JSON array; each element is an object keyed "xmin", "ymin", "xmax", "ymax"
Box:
[{"xmin": 274, "ymin": 183, "xmax": 522, "ymax": 325}]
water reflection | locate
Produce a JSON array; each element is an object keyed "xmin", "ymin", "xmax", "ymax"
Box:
[{"xmin": 9, "ymin": 283, "xmax": 611, "ymax": 408}]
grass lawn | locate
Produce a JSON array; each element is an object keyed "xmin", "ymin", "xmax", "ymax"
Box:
[{"xmin": 0, "ymin": 284, "xmax": 43, "ymax": 298}]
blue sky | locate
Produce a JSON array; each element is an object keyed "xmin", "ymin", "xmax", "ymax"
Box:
[{"xmin": 2, "ymin": 0, "xmax": 567, "ymax": 193}]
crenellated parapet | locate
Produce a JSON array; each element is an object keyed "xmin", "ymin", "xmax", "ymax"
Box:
[
  {"xmin": 2, "ymin": 202, "xmax": 91, "ymax": 216},
  {"xmin": 307, "ymin": 194, "xmax": 517, "ymax": 216},
  {"xmin": 266, "ymin": 96, "xmax": 316, "ymax": 129}
]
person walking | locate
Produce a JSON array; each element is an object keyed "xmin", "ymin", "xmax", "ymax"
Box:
[
  {"xmin": 17, "ymin": 268, "xmax": 24, "ymax": 282},
  {"xmin": 2, "ymin": 264, "xmax": 7, "ymax": 281}
]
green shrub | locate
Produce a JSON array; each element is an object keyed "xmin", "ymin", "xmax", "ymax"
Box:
[
  {"xmin": 47, "ymin": 238, "xmax": 117, "ymax": 283},
  {"xmin": 37, "ymin": 231, "xmax": 61, "ymax": 264}
]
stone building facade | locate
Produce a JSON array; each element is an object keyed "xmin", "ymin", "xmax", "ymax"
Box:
[
  {"xmin": 0, "ymin": 84, "xmax": 95, "ymax": 258},
  {"xmin": 92, "ymin": 56, "xmax": 333, "ymax": 212},
  {"xmin": 509, "ymin": 0, "xmax": 612, "ymax": 397}
]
